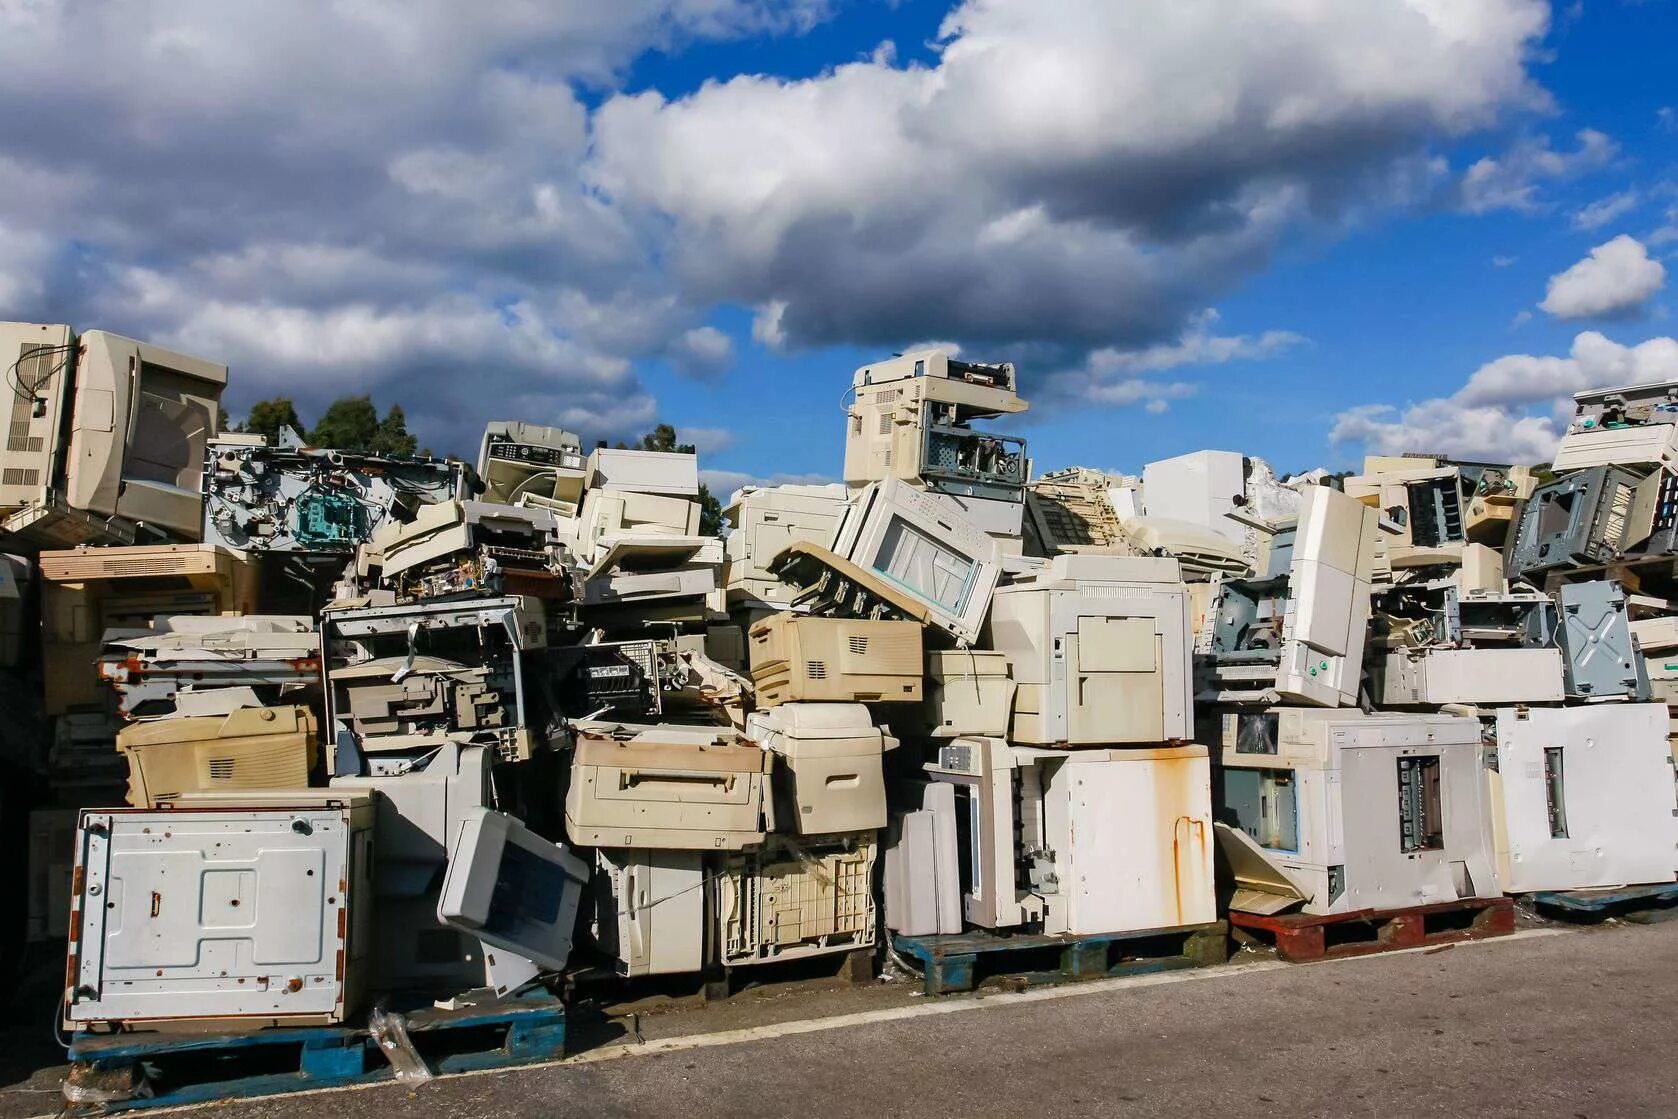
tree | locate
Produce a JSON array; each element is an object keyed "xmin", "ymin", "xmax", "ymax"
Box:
[
  {"xmin": 307, "ymin": 395, "xmax": 380, "ymax": 450},
  {"xmin": 303, "ymin": 396, "xmax": 416, "ymax": 455},
  {"xmin": 637, "ymin": 424, "xmax": 690, "ymax": 454},
  {"xmin": 241, "ymin": 397, "xmax": 304, "ymax": 443},
  {"xmin": 371, "ymin": 404, "xmax": 419, "ymax": 457},
  {"xmin": 630, "ymin": 424, "xmax": 722, "ymax": 534}
]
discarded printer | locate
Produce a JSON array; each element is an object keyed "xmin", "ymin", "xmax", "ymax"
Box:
[
  {"xmin": 1215, "ymin": 708, "xmax": 1500, "ymax": 915},
  {"xmin": 1199, "ymin": 485, "xmax": 1379, "ymax": 708},
  {"xmin": 1, "ymin": 320, "xmax": 227, "ymax": 550},
  {"xmin": 202, "ymin": 430, "xmax": 464, "ymax": 554},
  {"xmin": 1484, "ymin": 704, "xmax": 1678, "ymax": 893},
  {"xmin": 893, "ymin": 737, "xmax": 1217, "ymax": 937},
  {"xmin": 322, "ymin": 594, "xmax": 550, "ymax": 772},
  {"xmin": 986, "ymin": 554, "xmax": 1192, "ymax": 746},
  {"xmin": 1551, "ymin": 380, "xmax": 1678, "ymax": 475},
  {"xmin": 844, "ymin": 349, "xmax": 1029, "ymax": 542}
]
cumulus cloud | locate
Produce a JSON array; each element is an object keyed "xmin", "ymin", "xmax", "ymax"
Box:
[
  {"xmin": 677, "ymin": 426, "xmax": 737, "ymax": 454},
  {"xmin": 1332, "ymin": 331, "xmax": 1678, "ymax": 462},
  {"xmin": 1037, "ymin": 309, "xmax": 1304, "ymax": 412},
  {"xmin": 1539, "ymin": 235, "xmax": 1667, "ymax": 319},
  {"xmin": 0, "ymin": 0, "xmax": 1563, "ymax": 448},
  {"xmin": 592, "ymin": 0, "xmax": 1550, "ymax": 353},
  {"xmin": 668, "ymin": 325, "xmax": 736, "ymax": 379},
  {"xmin": 1457, "ymin": 129, "xmax": 1616, "ymax": 214},
  {"xmin": 699, "ymin": 469, "xmax": 836, "ymax": 501},
  {"xmin": 1650, "ymin": 203, "xmax": 1678, "ymax": 248},
  {"xmin": 1572, "ymin": 190, "xmax": 1639, "ymax": 231},
  {"xmin": 0, "ymin": 1, "xmax": 834, "ymax": 450}
]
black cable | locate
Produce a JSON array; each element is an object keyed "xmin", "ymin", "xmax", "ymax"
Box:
[{"xmin": 6, "ymin": 341, "xmax": 74, "ymax": 404}]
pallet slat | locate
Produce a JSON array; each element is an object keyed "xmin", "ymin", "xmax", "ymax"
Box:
[
  {"xmin": 1529, "ymin": 882, "xmax": 1678, "ymax": 923},
  {"xmin": 1230, "ymin": 897, "xmax": 1514, "ymax": 963},
  {"xmin": 63, "ymin": 997, "xmax": 566, "ymax": 1115},
  {"xmin": 893, "ymin": 921, "xmax": 1228, "ymax": 996}
]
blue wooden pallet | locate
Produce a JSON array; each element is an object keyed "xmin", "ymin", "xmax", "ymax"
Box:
[
  {"xmin": 893, "ymin": 921, "xmax": 1228, "ymax": 997},
  {"xmin": 63, "ymin": 996, "xmax": 566, "ymax": 1114},
  {"xmin": 1530, "ymin": 882, "xmax": 1678, "ymax": 924}
]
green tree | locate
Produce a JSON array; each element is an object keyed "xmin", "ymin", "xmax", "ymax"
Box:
[
  {"xmin": 631, "ymin": 424, "xmax": 722, "ymax": 534},
  {"xmin": 370, "ymin": 404, "xmax": 419, "ymax": 457},
  {"xmin": 307, "ymin": 395, "xmax": 379, "ymax": 450},
  {"xmin": 309, "ymin": 397, "xmax": 422, "ymax": 455},
  {"xmin": 637, "ymin": 424, "xmax": 688, "ymax": 454},
  {"xmin": 242, "ymin": 397, "xmax": 305, "ymax": 443}
]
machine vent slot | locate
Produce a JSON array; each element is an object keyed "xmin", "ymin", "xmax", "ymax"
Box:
[
  {"xmin": 1396, "ymin": 755, "xmax": 1444, "ymax": 853},
  {"xmin": 805, "ymin": 660, "xmax": 827, "ymax": 680},
  {"xmin": 1602, "ymin": 481, "xmax": 1634, "ymax": 546},
  {"xmin": 847, "ymin": 635, "xmax": 868, "ymax": 655},
  {"xmin": 206, "ymin": 758, "xmax": 237, "ymax": 781},
  {"xmin": 878, "ymin": 413, "xmax": 892, "ymax": 435},
  {"xmin": 1, "ymin": 468, "xmax": 39, "ymax": 486},
  {"xmin": 1543, "ymin": 747, "xmax": 1569, "ymax": 838}
]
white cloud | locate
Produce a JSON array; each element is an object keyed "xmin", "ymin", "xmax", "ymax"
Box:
[
  {"xmin": 1539, "ymin": 235, "xmax": 1667, "ymax": 319},
  {"xmin": 1492, "ymin": 254, "xmax": 1518, "ymax": 267},
  {"xmin": 678, "ymin": 426, "xmax": 737, "ymax": 454},
  {"xmin": 1571, "ymin": 190, "xmax": 1639, "ymax": 231},
  {"xmin": 1457, "ymin": 129, "xmax": 1616, "ymax": 214},
  {"xmin": 668, "ymin": 325, "xmax": 735, "ymax": 379},
  {"xmin": 0, "ymin": 2, "xmax": 837, "ymax": 452},
  {"xmin": 1083, "ymin": 310, "xmax": 1305, "ymax": 376},
  {"xmin": 1332, "ymin": 331, "xmax": 1678, "ymax": 462},
  {"xmin": 0, "ymin": 0, "xmax": 1565, "ymax": 454},
  {"xmin": 699, "ymin": 468, "xmax": 835, "ymax": 500},
  {"xmin": 0, "ymin": 220, "xmax": 54, "ymax": 313},
  {"xmin": 1650, "ymin": 203, "xmax": 1678, "ymax": 248},
  {"xmin": 1037, "ymin": 309, "xmax": 1303, "ymax": 412},
  {"xmin": 592, "ymin": 0, "xmax": 1551, "ymax": 352}
]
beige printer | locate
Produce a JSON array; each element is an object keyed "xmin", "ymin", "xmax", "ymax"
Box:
[
  {"xmin": 565, "ymin": 724, "xmax": 772, "ymax": 849},
  {"xmin": 746, "ymin": 702, "xmax": 897, "ymax": 833},
  {"xmin": 115, "ymin": 705, "xmax": 316, "ymax": 808},
  {"xmin": 987, "ymin": 554, "xmax": 1192, "ymax": 745},
  {"xmin": 748, "ymin": 612, "xmax": 923, "ymax": 706}
]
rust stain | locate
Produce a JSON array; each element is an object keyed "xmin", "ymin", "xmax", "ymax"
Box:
[{"xmin": 150, "ymin": 891, "xmax": 162, "ymax": 918}]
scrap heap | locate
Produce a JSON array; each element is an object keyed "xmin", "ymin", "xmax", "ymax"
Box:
[{"xmin": 3, "ymin": 322, "xmax": 1676, "ymax": 1060}]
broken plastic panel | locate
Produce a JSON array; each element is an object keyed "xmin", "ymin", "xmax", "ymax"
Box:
[{"xmin": 437, "ymin": 807, "xmax": 590, "ymax": 973}]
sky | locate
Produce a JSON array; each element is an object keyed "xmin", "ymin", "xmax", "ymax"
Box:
[{"xmin": 1, "ymin": 0, "xmax": 1675, "ymax": 495}]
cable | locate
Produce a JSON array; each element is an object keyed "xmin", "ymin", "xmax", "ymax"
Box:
[{"xmin": 6, "ymin": 341, "xmax": 74, "ymax": 404}]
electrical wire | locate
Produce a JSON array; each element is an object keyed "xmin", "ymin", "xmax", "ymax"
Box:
[{"xmin": 6, "ymin": 341, "xmax": 74, "ymax": 404}]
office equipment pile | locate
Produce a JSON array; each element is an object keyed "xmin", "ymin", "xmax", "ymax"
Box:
[{"xmin": 4, "ymin": 321, "xmax": 1676, "ymax": 1101}]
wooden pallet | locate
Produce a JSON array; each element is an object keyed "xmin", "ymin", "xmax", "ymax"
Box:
[
  {"xmin": 892, "ymin": 921, "xmax": 1228, "ymax": 997},
  {"xmin": 63, "ymin": 995, "xmax": 566, "ymax": 1114},
  {"xmin": 1529, "ymin": 882, "xmax": 1678, "ymax": 924},
  {"xmin": 1229, "ymin": 897, "xmax": 1514, "ymax": 963}
]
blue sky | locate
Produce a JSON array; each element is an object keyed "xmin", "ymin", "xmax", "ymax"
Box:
[{"xmin": 1, "ymin": 1, "xmax": 1673, "ymax": 491}]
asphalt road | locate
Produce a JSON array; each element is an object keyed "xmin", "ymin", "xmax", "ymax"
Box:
[{"xmin": 10, "ymin": 919, "xmax": 1674, "ymax": 1119}]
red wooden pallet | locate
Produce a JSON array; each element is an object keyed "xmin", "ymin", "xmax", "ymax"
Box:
[{"xmin": 1229, "ymin": 897, "xmax": 1514, "ymax": 963}]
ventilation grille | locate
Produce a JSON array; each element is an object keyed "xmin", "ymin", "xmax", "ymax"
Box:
[
  {"xmin": 847, "ymin": 635, "xmax": 868, "ymax": 655},
  {"xmin": 206, "ymin": 757, "xmax": 237, "ymax": 781},
  {"xmin": 2, "ymin": 468, "xmax": 39, "ymax": 486},
  {"xmin": 878, "ymin": 414, "xmax": 891, "ymax": 435},
  {"xmin": 8, "ymin": 421, "xmax": 42, "ymax": 453},
  {"xmin": 804, "ymin": 660, "xmax": 828, "ymax": 680},
  {"xmin": 1603, "ymin": 481, "xmax": 1634, "ymax": 547}
]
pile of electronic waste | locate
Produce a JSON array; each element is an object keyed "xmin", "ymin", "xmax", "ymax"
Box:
[{"xmin": 4, "ymin": 320, "xmax": 1677, "ymax": 1065}]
